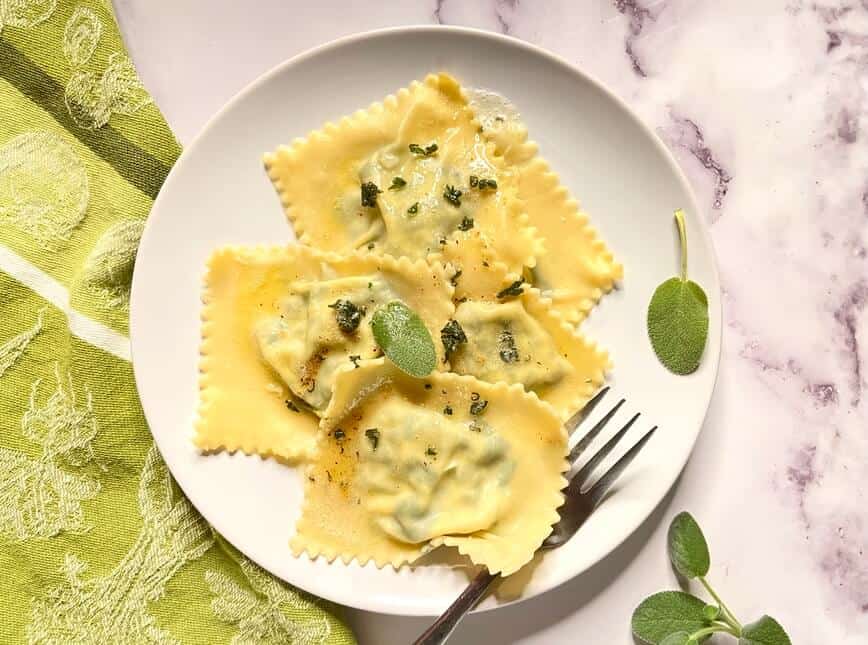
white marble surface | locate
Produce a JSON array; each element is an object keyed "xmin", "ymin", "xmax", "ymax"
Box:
[{"xmin": 114, "ymin": 1, "xmax": 868, "ymax": 643}]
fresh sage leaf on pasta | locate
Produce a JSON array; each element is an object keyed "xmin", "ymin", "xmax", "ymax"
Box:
[
  {"xmin": 647, "ymin": 209, "xmax": 708, "ymax": 375},
  {"xmin": 632, "ymin": 513, "xmax": 792, "ymax": 645},
  {"xmin": 371, "ymin": 301, "xmax": 436, "ymax": 378}
]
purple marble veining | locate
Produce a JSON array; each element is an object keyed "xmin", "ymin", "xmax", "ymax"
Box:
[
  {"xmin": 787, "ymin": 444, "xmax": 817, "ymax": 514},
  {"xmin": 659, "ymin": 112, "xmax": 732, "ymax": 214},
  {"xmin": 633, "ymin": 2, "xmax": 868, "ymax": 625},
  {"xmin": 494, "ymin": 0, "xmax": 518, "ymax": 35},
  {"xmin": 834, "ymin": 281, "xmax": 867, "ymax": 406},
  {"xmin": 836, "ymin": 108, "xmax": 860, "ymax": 143},
  {"xmin": 612, "ymin": 0, "xmax": 660, "ymax": 77}
]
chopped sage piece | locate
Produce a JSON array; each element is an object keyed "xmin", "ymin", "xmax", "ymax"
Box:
[
  {"xmin": 498, "ymin": 329, "xmax": 520, "ymax": 363},
  {"xmin": 469, "ymin": 399, "xmax": 488, "ymax": 415},
  {"xmin": 409, "ymin": 142, "xmax": 438, "ymax": 156},
  {"xmin": 440, "ymin": 320, "xmax": 467, "ymax": 355},
  {"xmin": 458, "ymin": 216, "xmax": 474, "ymax": 231},
  {"xmin": 469, "ymin": 175, "xmax": 497, "ymax": 190},
  {"xmin": 360, "ymin": 181, "xmax": 381, "ymax": 207},
  {"xmin": 443, "ymin": 184, "xmax": 462, "ymax": 207},
  {"xmin": 364, "ymin": 428, "xmax": 380, "ymax": 450},
  {"xmin": 329, "ymin": 299, "xmax": 365, "ymax": 333},
  {"xmin": 497, "ymin": 279, "xmax": 524, "ymax": 299}
]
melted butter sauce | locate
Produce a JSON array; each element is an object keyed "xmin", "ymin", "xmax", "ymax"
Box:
[{"xmin": 464, "ymin": 87, "xmax": 524, "ymax": 133}]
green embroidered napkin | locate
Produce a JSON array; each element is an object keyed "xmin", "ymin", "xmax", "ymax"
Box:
[{"xmin": 0, "ymin": 2, "xmax": 355, "ymax": 643}]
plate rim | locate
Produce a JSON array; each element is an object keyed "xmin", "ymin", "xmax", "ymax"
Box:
[{"xmin": 131, "ymin": 24, "xmax": 721, "ymax": 616}]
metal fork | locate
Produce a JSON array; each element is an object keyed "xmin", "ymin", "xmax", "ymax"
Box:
[{"xmin": 412, "ymin": 388, "xmax": 657, "ymax": 645}]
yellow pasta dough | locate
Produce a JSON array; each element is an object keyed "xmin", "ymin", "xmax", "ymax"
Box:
[
  {"xmin": 291, "ymin": 359, "xmax": 567, "ymax": 575},
  {"xmin": 429, "ymin": 228, "xmax": 521, "ymax": 302},
  {"xmin": 446, "ymin": 286, "xmax": 610, "ymax": 420},
  {"xmin": 473, "ymin": 105, "xmax": 623, "ymax": 323},
  {"xmin": 196, "ymin": 70, "xmax": 625, "ymax": 579},
  {"xmin": 264, "ymin": 73, "xmax": 543, "ymax": 277},
  {"xmin": 196, "ymin": 245, "xmax": 453, "ymax": 462}
]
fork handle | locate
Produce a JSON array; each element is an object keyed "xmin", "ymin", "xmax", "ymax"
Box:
[{"xmin": 412, "ymin": 569, "xmax": 498, "ymax": 645}]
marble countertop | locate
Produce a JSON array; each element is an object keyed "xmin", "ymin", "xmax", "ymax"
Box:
[{"xmin": 114, "ymin": 1, "xmax": 867, "ymax": 643}]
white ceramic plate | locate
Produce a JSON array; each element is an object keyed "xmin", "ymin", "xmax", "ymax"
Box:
[{"xmin": 130, "ymin": 26, "xmax": 720, "ymax": 616}]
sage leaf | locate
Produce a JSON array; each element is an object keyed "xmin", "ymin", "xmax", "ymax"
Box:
[
  {"xmin": 371, "ymin": 301, "xmax": 436, "ymax": 378},
  {"xmin": 739, "ymin": 616, "xmax": 792, "ymax": 645},
  {"xmin": 668, "ymin": 512, "xmax": 711, "ymax": 579},
  {"xmin": 660, "ymin": 633, "xmax": 692, "ymax": 645},
  {"xmin": 632, "ymin": 591, "xmax": 709, "ymax": 644},
  {"xmin": 702, "ymin": 604, "xmax": 720, "ymax": 621},
  {"xmin": 647, "ymin": 209, "xmax": 709, "ymax": 375}
]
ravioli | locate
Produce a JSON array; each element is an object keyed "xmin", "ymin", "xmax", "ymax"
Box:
[
  {"xmin": 472, "ymin": 103, "xmax": 623, "ymax": 323},
  {"xmin": 196, "ymin": 245, "xmax": 453, "ymax": 462},
  {"xmin": 445, "ymin": 287, "xmax": 610, "ymax": 420},
  {"xmin": 291, "ymin": 359, "xmax": 567, "ymax": 575},
  {"xmin": 264, "ymin": 73, "xmax": 543, "ymax": 276}
]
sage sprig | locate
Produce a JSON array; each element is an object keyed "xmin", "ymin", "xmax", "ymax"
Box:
[{"xmin": 632, "ymin": 512, "xmax": 792, "ymax": 645}]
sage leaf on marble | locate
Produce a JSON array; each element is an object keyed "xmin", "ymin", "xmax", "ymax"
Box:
[
  {"xmin": 647, "ymin": 209, "xmax": 708, "ymax": 374},
  {"xmin": 631, "ymin": 591, "xmax": 709, "ymax": 644},
  {"xmin": 632, "ymin": 513, "xmax": 792, "ymax": 645},
  {"xmin": 739, "ymin": 616, "xmax": 792, "ymax": 645},
  {"xmin": 371, "ymin": 301, "xmax": 436, "ymax": 378},
  {"xmin": 668, "ymin": 511, "xmax": 711, "ymax": 579}
]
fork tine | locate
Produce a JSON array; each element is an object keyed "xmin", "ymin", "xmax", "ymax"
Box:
[
  {"xmin": 564, "ymin": 386, "xmax": 610, "ymax": 435},
  {"xmin": 568, "ymin": 398, "xmax": 625, "ymax": 465},
  {"xmin": 584, "ymin": 426, "xmax": 657, "ymax": 507},
  {"xmin": 570, "ymin": 411, "xmax": 639, "ymax": 487}
]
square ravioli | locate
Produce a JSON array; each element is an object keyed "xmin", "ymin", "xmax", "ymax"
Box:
[
  {"xmin": 264, "ymin": 73, "xmax": 543, "ymax": 277},
  {"xmin": 432, "ymin": 250, "xmax": 609, "ymax": 420},
  {"xmin": 196, "ymin": 245, "xmax": 453, "ymax": 462},
  {"xmin": 291, "ymin": 359, "xmax": 568, "ymax": 576},
  {"xmin": 447, "ymin": 286, "xmax": 609, "ymax": 420}
]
